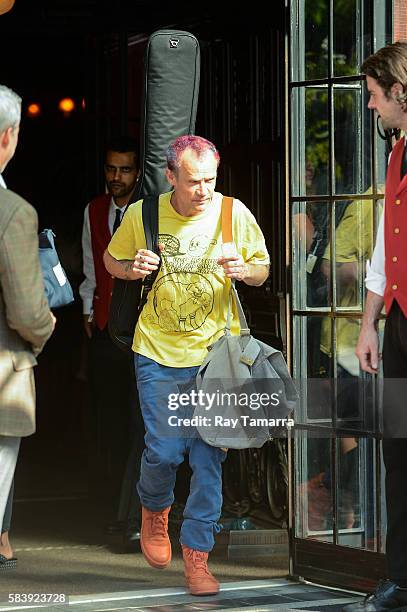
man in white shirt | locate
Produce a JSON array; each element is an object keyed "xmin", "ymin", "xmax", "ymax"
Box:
[
  {"xmin": 345, "ymin": 42, "xmax": 407, "ymax": 612},
  {"xmin": 80, "ymin": 137, "xmax": 143, "ymax": 549}
]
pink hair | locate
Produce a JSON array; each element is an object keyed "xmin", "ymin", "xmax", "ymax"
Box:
[{"xmin": 166, "ymin": 135, "xmax": 220, "ymax": 173}]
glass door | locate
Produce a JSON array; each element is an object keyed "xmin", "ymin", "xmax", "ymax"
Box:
[{"xmin": 289, "ymin": 0, "xmax": 392, "ymax": 590}]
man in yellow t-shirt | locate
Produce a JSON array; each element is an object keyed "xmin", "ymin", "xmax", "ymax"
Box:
[{"xmin": 104, "ymin": 135, "xmax": 269, "ymax": 596}]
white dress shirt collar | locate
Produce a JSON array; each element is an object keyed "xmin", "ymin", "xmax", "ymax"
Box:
[{"xmin": 111, "ymin": 198, "xmax": 125, "ymax": 213}]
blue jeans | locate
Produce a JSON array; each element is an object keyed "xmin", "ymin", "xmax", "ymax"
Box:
[{"xmin": 135, "ymin": 354, "xmax": 226, "ymax": 552}]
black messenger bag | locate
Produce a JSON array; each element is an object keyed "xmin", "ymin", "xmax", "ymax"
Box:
[
  {"xmin": 108, "ymin": 196, "xmax": 159, "ymax": 353},
  {"xmin": 108, "ymin": 30, "xmax": 200, "ymax": 353}
]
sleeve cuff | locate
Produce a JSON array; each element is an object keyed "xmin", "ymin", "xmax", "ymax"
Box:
[
  {"xmin": 365, "ymin": 261, "xmax": 386, "ymax": 297},
  {"xmin": 82, "ymin": 298, "xmax": 93, "ymax": 315}
]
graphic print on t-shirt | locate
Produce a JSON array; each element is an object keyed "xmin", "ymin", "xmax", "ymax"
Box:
[{"xmin": 142, "ymin": 233, "xmax": 220, "ymax": 332}]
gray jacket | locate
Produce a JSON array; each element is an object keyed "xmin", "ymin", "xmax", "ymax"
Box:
[{"xmin": 0, "ymin": 187, "xmax": 54, "ymax": 436}]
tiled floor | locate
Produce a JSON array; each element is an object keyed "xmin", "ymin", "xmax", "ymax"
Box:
[{"xmin": 0, "ymin": 579, "xmax": 360, "ymax": 611}]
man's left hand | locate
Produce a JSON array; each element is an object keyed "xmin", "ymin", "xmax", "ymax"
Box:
[{"xmin": 217, "ymin": 255, "xmax": 248, "ymax": 281}]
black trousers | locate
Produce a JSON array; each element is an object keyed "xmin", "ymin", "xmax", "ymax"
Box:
[
  {"xmin": 116, "ymin": 426, "xmax": 144, "ymax": 527},
  {"xmin": 88, "ymin": 327, "xmax": 143, "ymax": 518},
  {"xmin": 382, "ymin": 300, "xmax": 407, "ymax": 581}
]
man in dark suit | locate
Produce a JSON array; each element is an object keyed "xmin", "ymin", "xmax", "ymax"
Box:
[
  {"xmin": 79, "ymin": 137, "xmax": 143, "ymax": 549},
  {"xmin": 0, "ymin": 84, "xmax": 55, "ymax": 569}
]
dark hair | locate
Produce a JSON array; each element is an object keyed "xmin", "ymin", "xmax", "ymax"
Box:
[
  {"xmin": 166, "ymin": 135, "xmax": 220, "ymax": 174},
  {"xmin": 362, "ymin": 42, "xmax": 407, "ymax": 102},
  {"xmin": 105, "ymin": 136, "xmax": 139, "ymax": 163}
]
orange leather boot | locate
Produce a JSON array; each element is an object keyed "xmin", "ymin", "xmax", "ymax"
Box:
[
  {"xmin": 140, "ymin": 506, "xmax": 171, "ymax": 569},
  {"xmin": 182, "ymin": 545, "xmax": 219, "ymax": 596}
]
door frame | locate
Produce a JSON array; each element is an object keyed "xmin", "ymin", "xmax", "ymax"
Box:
[{"xmin": 286, "ymin": 0, "xmax": 392, "ymax": 590}]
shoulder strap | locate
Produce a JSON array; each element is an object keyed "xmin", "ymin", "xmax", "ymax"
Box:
[
  {"xmin": 142, "ymin": 194, "xmax": 159, "ymax": 254},
  {"xmin": 139, "ymin": 195, "xmax": 160, "ymax": 312},
  {"xmin": 221, "ymin": 196, "xmax": 250, "ymax": 335},
  {"xmin": 221, "ymin": 196, "xmax": 233, "ymax": 243}
]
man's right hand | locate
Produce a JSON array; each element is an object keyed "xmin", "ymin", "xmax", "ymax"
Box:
[
  {"xmin": 131, "ymin": 249, "xmax": 160, "ymax": 279},
  {"xmin": 50, "ymin": 311, "xmax": 57, "ymax": 332},
  {"xmin": 355, "ymin": 323, "xmax": 380, "ymax": 374},
  {"xmin": 83, "ymin": 314, "xmax": 93, "ymax": 339},
  {"xmin": 103, "ymin": 248, "xmax": 160, "ymax": 281}
]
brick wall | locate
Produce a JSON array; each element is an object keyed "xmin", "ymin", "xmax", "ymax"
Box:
[{"xmin": 394, "ymin": 0, "xmax": 407, "ymax": 41}]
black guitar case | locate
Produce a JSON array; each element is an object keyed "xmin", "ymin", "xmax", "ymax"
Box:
[{"xmin": 108, "ymin": 30, "xmax": 200, "ymax": 353}]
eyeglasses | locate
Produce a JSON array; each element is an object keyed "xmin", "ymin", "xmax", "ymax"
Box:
[{"xmin": 104, "ymin": 164, "xmax": 137, "ymax": 175}]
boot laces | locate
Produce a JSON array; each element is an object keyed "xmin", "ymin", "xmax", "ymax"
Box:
[
  {"xmin": 187, "ymin": 549, "xmax": 210, "ymax": 574},
  {"xmin": 151, "ymin": 513, "xmax": 167, "ymax": 537}
]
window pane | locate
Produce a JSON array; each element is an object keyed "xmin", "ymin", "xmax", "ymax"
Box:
[
  {"xmin": 333, "ymin": 197, "xmax": 375, "ymax": 312},
  {"xmin": 292, "ymin": 201, "xmax": 331, "ymax": 310},
  {"xmin": 333, "ymin": 85, "xmax": 372, "ymax": 194},
  {"xmin": 330, "ymin": 197, "xmax": 382, "ymax": 311},
  {"xmin": 306, "ymin": 87, "xmax": 329, "ymax": 195},
  {"xmin": 333, "ymin": 0, "xmax": 358, "ymax": 77},
  {"xmin": 362, "ymin": 0, "xmax": 373, "ymax": 64},
  {"xmin": 291, "ymin": 87, "xmax": 329, "ymax": 197},
  {"xmin": 318, "ymin": 198, "xmax": 380, "ymax": 381},
  {"xmin": 305, "ymin": 0, "xmax": 329, "ymax": 80},
  {"xmin": 334, "ymin": 346, "xmax": 378, "ymax": 434},
  {"xmin": 376, "ymin": 0, "xmax": 393, "ymax": 50},
  {"xmin": 293, "ymin": 315, "xmax": 334, "ymax": 425},
  {"xmin": 337, "ymin": 438, "xmax": 377, "ymax": 551},
  {"xmin": 332, "ymin": 0, "xmax": 376, "ymax": 75},
  {"xmin": 293, "ymin": 315, "xmax": 333, "ymax": 381},
  {"xmin": 295, "ymin": 432, "xmax": 333, "ymax": 542}
]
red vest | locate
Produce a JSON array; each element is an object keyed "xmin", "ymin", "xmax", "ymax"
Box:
[
  {"xmin": 384, "ymin": 136, "xmax": 407, "ymax": 316},
  {"xmin": 89, "ymin": 194, "xmax": 114, "ymax": 330}
]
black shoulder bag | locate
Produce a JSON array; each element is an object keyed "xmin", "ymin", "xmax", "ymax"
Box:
[{"xmin": 108, "ymin": 195, "xmax": 160, "ymax": 353}]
